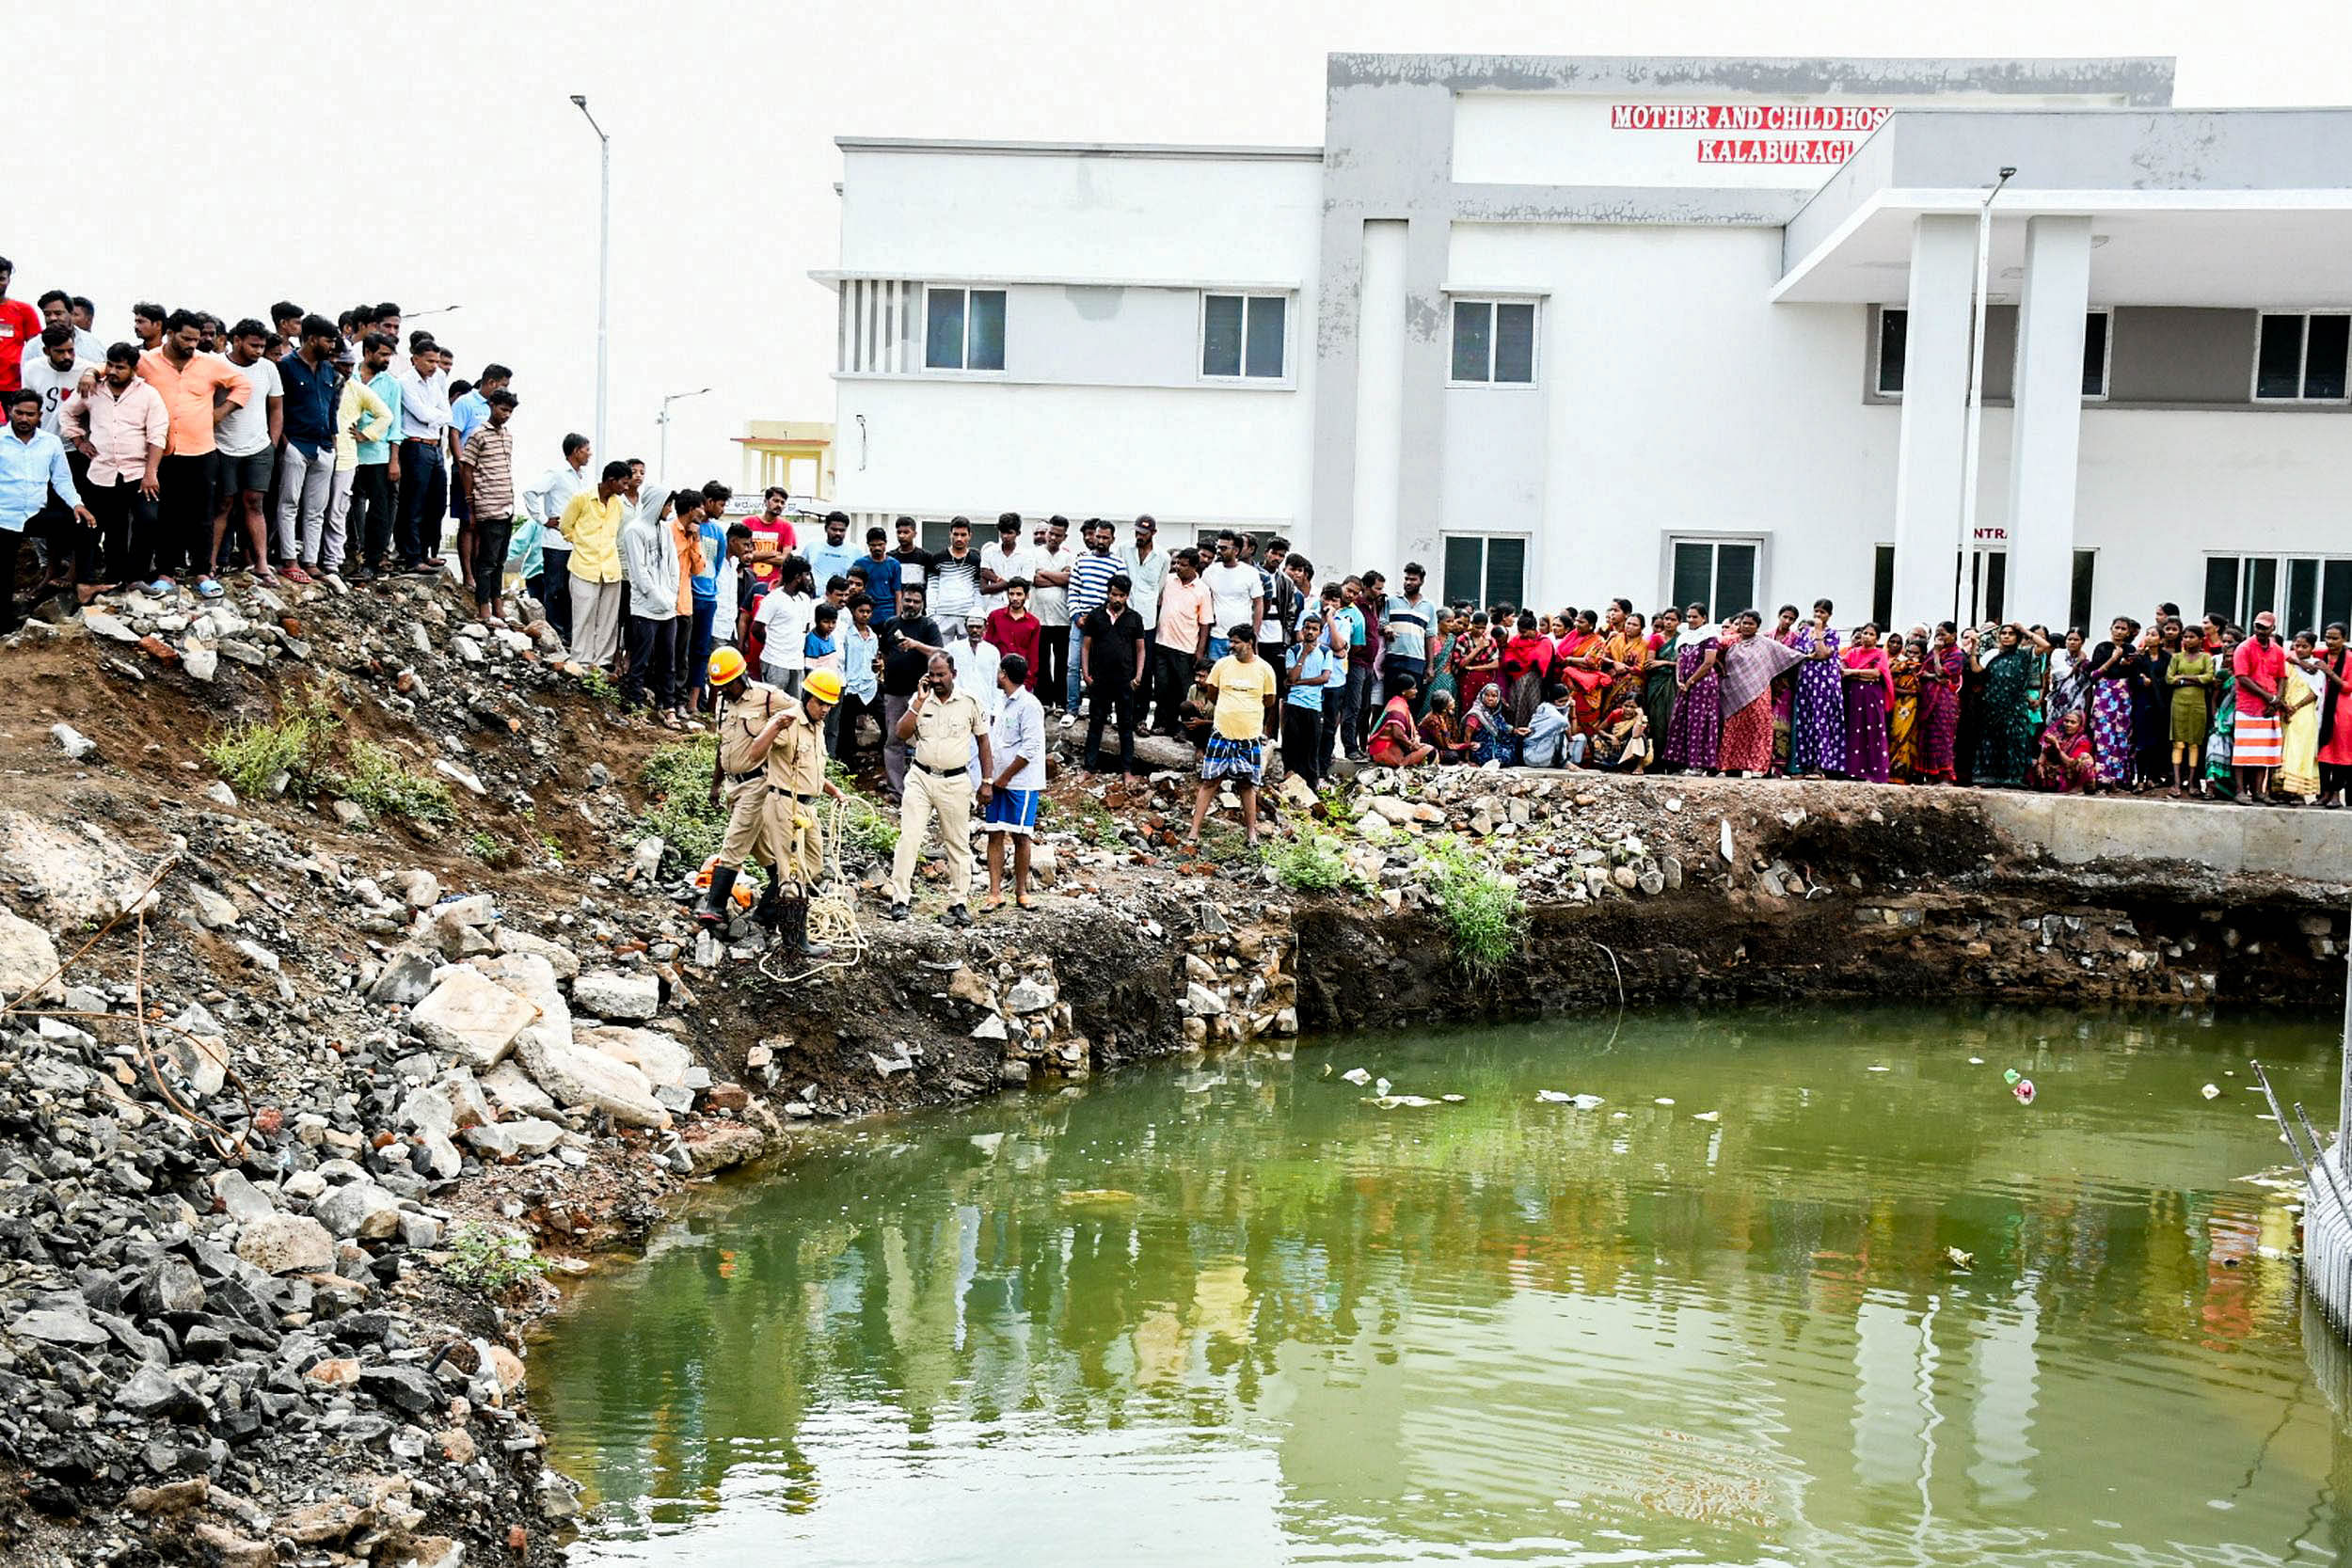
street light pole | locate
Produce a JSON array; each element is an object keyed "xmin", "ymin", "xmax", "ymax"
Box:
[
  {"xmin": 657, "ymin": 388, "xmax": 712, "ymax": 488},
  {"xmin": 570, "ymin": 95, "xmax": 611, "ymax": 463},
  {"xmin": 1956, "ymin": 166, "xmax": 2015, "ymax": 629}
]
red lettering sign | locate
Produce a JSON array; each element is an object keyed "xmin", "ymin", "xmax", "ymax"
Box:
[{"xmin": 1613, "ymin": 103, "xmax": 1890, "ymax": 164}]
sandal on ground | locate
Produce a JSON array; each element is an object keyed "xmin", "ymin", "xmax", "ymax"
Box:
[{"xmin": 196, "ymin": 578, "xmax": 224, "ymax": 599}]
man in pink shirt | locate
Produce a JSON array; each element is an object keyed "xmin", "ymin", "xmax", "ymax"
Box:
[
  {"xmin": 2233, "ymin": 610, "xmax": 2287, "ymax": 803},
  {"xmin": 135, "ymin": 308, "xmax": 249, "ymax": 594},
  {"xmin": 1151, "ymin": 546, "xmax": 1215, "ymax": 734},
  {"xmin": 60, "ymin": 345, "xmax": 167, "ymax": 595}
]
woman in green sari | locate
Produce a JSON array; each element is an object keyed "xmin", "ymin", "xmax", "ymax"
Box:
[
  {"xmin": 2203, "ymin": 626, "xmax": 2239, "ymax": 800},
  {"xmin": 1970, "ymin": 622, "xmax": 2041, "ymax": 786},
  {"xmin": 1643, "ymin": 609, "xmax": 1680, "ymax": 760}
]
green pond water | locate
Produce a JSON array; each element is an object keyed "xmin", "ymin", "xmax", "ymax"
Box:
[{"xmin": 534, "ymin": 1006, "xmax": 2352, "ymax": 1567}]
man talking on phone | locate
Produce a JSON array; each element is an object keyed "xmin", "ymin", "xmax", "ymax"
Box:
[{"xmin": 885, "ymin": 652, "xmax": 994, "ymax": 927}]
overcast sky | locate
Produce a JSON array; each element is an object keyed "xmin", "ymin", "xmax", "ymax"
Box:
[{"xmin": 56, "ymin": 1, "xmax": 2348, "ymax": 489}]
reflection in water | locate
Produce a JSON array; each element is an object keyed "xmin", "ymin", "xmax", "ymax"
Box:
[{"xmin": 534, "ymin": 1006, "xmax": 2344, "ymax": 1566}]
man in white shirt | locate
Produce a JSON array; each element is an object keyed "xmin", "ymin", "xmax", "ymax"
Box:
[
  {"xmin": 520, "ymin": 433, "xmax": 592, "ymax": 639},
  {"xmin": 1119, "ymin": 513, "xmax": 1168, "ymax": 633},
  {"xmin": 210, "ymin": 319, "xmax": 281, "ymax": 586},
  {"xmin": 1200, "ymin": 529, "xmax": 1263, "ymax": 659},
  {"xmin": 392, "ymin": 335, "xmax": 453, "ymax": 572},
  {"xmin": 980, "ymin": 653, "xmax": 1046, "ymax": 909},
  {"xmin": 18, "ymin": 326, "xmax": 94, "ymax": 436},
  {"xmin": 977, "ymin": 512, "xmax": 1036, "ymax": 616},
  {"xmin": 949, "ymin": 611, "xmax": 1003, "ymax": 784},
  {"xmin": 1027, "ymin": 515, "xmax": 1073, "ymax": 711},
  {"xmin": 753, "ymin": 555, "xmax": 817, "ymax": 697}
]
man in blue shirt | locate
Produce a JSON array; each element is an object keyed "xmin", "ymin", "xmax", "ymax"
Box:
[
  {"xmin": 1, "ymin": 388, "xmax": 92, "ymax": 631},
  {"xmin": 1281, "ymin": 611, "xmax": 1337, "ymax": 789},
  {"xmin": 804, "ymin": 509, "xmax": 859, "ymax": 596},
  {"xmin": 852, "ymin": 525, "xmax": 901, "ymax": 634},
  {"xmin": 272, "ymin": 315, "xmax": 343, "ymax": 582},
  {"xmin": 1061, "ymin": 518, "xmax": 1120, "ymax": 722}
]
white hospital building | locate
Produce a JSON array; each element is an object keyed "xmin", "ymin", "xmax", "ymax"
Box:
[{"xmin": 817, "ymin": 54, "xmax": 2352, "ymax": 635}]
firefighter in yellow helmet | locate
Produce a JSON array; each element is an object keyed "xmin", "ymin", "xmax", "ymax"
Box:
[{"xmin": 700, "ymin": 651, "xmax": 844, "ymax": 956}]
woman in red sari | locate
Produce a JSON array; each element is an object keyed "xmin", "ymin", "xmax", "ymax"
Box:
[
  {"xmin": 2026, "ymin": 709, "xmax": 2098, "ymax": 793},
  {"xmin": 1768, "ymin": 604, "xmax": 1802, "ymax": 773},
  {"xmin": 1451, "ymin": 612, "xmax": 1503, "ymax": 716},
  {"xmin": 1917, "ymin": 621, "xmax": 1965, "ymax": 783},
  {"xmin": 1551, "ymin": 610, "xmax": 1613, "ymax": 734},
  {"xmin": 2317, "ymin": 622, "xmax": 2352, "ymax": 807},
  {"xmin": 1717, "ymin": 610, "xmax": 1808, "ymax": 774},
  {"xmin": 1502, "ymin": 612, "xmax": 1552, "ymax": 726}
]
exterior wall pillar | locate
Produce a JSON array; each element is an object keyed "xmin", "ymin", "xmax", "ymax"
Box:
[
  {"xmin": 2004, "ymin": 215, "xmax": 2092, "ymax": 630},
  {"xmin": 1349, "ymin": 219, "xmax": 1410, "ymax": 579},
  {"xmin": 1891, "ymin": 214, "xmax": 1978, "ymax": 629}
]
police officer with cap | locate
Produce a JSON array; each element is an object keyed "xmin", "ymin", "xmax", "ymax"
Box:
[{"xmin": 701, "ymin": 650, "xmax": 844, "ymax": 956}]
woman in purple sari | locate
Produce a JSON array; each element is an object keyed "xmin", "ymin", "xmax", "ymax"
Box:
[
  {"xmin": 1661, "ymin": 606, "xmax": 1723, "ymax": 772},
  {"xmin": 1787, "ymin": 598, "xmax": 1847, "ymax": 776},
  {"xmin": 1917, "ymin": 621, "xmax": 1964, "ymax": 783}
]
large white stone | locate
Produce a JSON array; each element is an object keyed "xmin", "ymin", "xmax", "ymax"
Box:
[
  {"xmin": 0, "ymin": 907, "xmax": 64, "ymax": 1006},
  {"xmin": 570, "ymin": 970, "xmax": 660, "ymax": 1022},
  {"xmin": 517, "ymin": 1036, "xmax": 671, "ymax": 1129},
  {"xmin": 234, "ymin": 1214, "xmax": 336, "ymax": 1275},
  {"xmin": 574, "ymin": 1026, "xmax": 693, "ymax": 1090},
  {"xmin": 407, "ymin": 969, "xmax": 538, "ymax": 1070},
  {"xmin": 493, "ymin": 927, "xmax": 580, "ymax": 980},
  {"xmin": 312, "ymin": 1182, "xmax": 403, "ymax": 1241},
  {"xmin": 481, "ymin": 1061, "xmax": 557, "ymax": 1117}
]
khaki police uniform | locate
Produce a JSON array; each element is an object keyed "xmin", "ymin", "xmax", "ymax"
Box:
[
  {"xmin": 715, "ymin": 683, "xmax": 788, "ymax": 869},
  {"xmin": 760, "ymin": 695, "xmax": 831, "ymax": 890},
  {"xmin": 886, "ymin": 688, "xmax": 990, "ymax": 907}
]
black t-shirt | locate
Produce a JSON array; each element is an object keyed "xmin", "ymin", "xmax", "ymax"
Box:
[
  {"xmin": 883, "ymin": 615, "xmax": 943, "ymax": 697},
  {"xmin": 889, "ymin": 545, "xmax": 933, "ymax": 588},
  {"xmin": 1082, "ymin": 607, "xmax": 1147, "ymax": 689}
]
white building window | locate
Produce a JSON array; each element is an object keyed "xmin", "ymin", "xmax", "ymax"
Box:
[
  {"xmin": 2252, "ymin": 312, "xmax": 2350, "ymax": 402},
  {"xmin": 1450, "ymin": 300, "xmax": 1536, "ymax": 386},
  {"xmin": 924, "ymin": 287, "xmax": 1006, "ymax": 372},
  {"xmin": 1669, "ymin": 537, "xmax": 1760, "ymax": 621},
  {"xmin": 1441, "ymin": 534, "xmax": 1526, "ymax": 610},
  {"xmin": 2206, "ymin": 553, "xmax": 2352, "ymax": 635},
  {"xmin": 1202, "ymin": 293, "xmax": 1286, "ymax": 379}
]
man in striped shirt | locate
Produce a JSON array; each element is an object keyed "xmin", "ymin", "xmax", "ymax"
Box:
[
  {"xmin": 458, "ymin": 389, "xmax": 520, "ymax": 623},
  {"xmin": 1061, "ymin": 518, "xmax": 1121, "ymax": 725}
]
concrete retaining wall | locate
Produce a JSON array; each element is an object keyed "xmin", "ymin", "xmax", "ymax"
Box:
[{"xmin": 1975, "ymin": 791, "xmax": 2352, "ymax": 883}]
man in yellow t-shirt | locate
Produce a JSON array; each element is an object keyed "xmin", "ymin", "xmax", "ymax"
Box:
[
  {"xmin": 1184, "ymin": 624, "xmax": 1279, "ymax": 851},
  {"xmin": 559, "ymin": 461, "xmax": 630, "ymax": 669}
]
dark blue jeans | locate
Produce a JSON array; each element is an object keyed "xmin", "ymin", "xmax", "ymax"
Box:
[
  {"xmin": 395, "ymin": 440, "xmax": 446, "ymax": 566},
  {"xmin": 529, "ymin": 547, "xmax": 573, "ymax": 640}
]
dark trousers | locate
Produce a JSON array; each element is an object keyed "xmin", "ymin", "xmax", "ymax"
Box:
[
  {"xmin": 1341, "ymin": 664, "xmax": 1375, "ymax": 755},
  {"xmin": 1321, "ymin": 702, "xmax": 1343, "ymax": 774},
  {"xmin": 471, "ymin": 515, "xmax": 514, "ymax": 610},
  {"xmin": 1036, "ymin": 626, "xmax": 1068, "ymax": 707},
  {"xmin": 85, "ymin": 478, "xmax": 153, "ymax": 586},
  {"xmin": 395, "ymin": 440, "xmax": 445, "ymax": 566},
  {"xmin": 1383, "ymin": 655, "xmax": 1426, "ymax": 705},
  {"xmin": 1151, "ymin": 643, "xmax": 1193, "ymax": 733},
  {"xmin": 832, "ymin": 690, "xmax": 879, "ymax": 767},
  {"xmin": 1283, "ymin": 703, "xmax": 1325, "ymax": 789},
  {"xmin": 350, "ymin": 462, "xmax": 396, "ymax": 568},
  {"xmin": 529, "ymin": 548, "xmax": 573, "ymax": 639},
  {"xmin": 623, "ymin": 616, "xmax": 678, "ymax": 709},
  {"xmin": 1084, "ymin": 679, "xmax": 1138, "ymax": 773},
  {"xmin": 156, "ymin": 453, "xmax": 214, "ymax": 579},
  {"xmin": 679, "ymin": 599, "xmax": 717, "ymax": 702}
]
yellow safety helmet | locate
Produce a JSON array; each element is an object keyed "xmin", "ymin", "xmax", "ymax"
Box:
[
  {"xmin": 707, "ymin": 647, "xmax": 747, "ymax": 687},
  {"xmin": 803, "ymin": 669, "xmax": 844, "ymax": 705}
]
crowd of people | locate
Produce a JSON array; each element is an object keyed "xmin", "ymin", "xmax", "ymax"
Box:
[{"xmin": 7, "ymin": 261, "xmax": 2346, "ymax": 945}]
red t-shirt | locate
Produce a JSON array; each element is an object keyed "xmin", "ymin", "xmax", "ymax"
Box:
[
  {"xmin": 0, "ymin": 299, "xmax": 40, "ymax": 391},
  {"xmin": 983, "ymin": 607, "xmax": 1041, "ymax": 687},
  {"xmin": 2233, "ymin": 636, "xmax": 2285, "ymax": 717}
]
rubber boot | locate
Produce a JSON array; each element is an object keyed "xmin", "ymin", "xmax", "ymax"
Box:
[
  {"xmin": 755, "ymin": 872, "xmax": 787, "ymax": 929},
  {"xmin": 785, "ymin": 896, "xmax": 834, "ymax": 959},
  {"xmin": 695, "ymin": 864, "xmax": 738, "ymax": 927}
]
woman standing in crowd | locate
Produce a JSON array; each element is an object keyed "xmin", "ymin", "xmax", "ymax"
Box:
[
  {"xmin": 1887, "ymin": 634, "xmax": 1924, "ymax": 781},
  {"xmin": 2166, "ymin": 624, "xmax": 2217, "ymax": 792},
  {"xmin": 2086, "ymin": 617, "xmax": 2141, "ymax": 788},
  {"xmin": 1663, "ymin": 607, "xmax": 1723, "ymax": 773},
  {"xmin": 2045, "ymin": 626, "xmax": 2091, "ymax": 720},
  {"xmin": 2316, "ymin": 624, "xmax": 2352, "ymax": 807},
  {"xmin": 1717, "ymin": 611, "xmax": 1808, "ymax": 776},
  {"xmin": 1840, "ymin": 624, "xmax": 1894, "ymax": 783},
  {"xmin": 1768, "ymin": 604, "xmax": 1802, "ymax": 772},
  {"xmin": 1917, "ymin": 623, "xmax": 1965, "ymax": 784},
  {"xmin": 1502, "ymin": 612, "xmax": 1551, "ymax": 726},
  {"xmin": 1452, "ymin": 612, "xmax": 1503, "ymax": 717},
  {"xmin": 1603, "ymin": 605, "xmax": 1649, "ymax": 720},
  {"xmin": 1787, "ymin": 598, "xmax": 1846, "ymax": 777},
  {"xmin": 1422, "ymin": 609, "xmax": 1462, "ymax": 717},
  {"xmin": 1553, "ymin": 610, "xmax": 1613, "ymax": 734},
  {"xmin": 2279, "ymin": 631, "xmax": 2327, "ymax": 804},
  {"xmin": 1642, "ymin": 610, "xmax": 1680, "ymax": 758},
  {"xmin": 2204, "ymin": 625, "xmax": 2240, "ymax": 800},
  {"xmin": 2131, "ymin": 620, "xmax": 2177, "ymax": 791},
  {"xmin": 1971, "ymin": 623, "xmax": 2041, "ymax": 788}
]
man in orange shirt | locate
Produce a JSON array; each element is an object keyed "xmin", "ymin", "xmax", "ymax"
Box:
[{"xmin": 136, "ymin": 309, "xmax": 249, "ymax": 594}]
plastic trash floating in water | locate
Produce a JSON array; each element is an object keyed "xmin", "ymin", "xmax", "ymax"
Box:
[
  {"xmin": 1440, "ymin": 1094, "xmax": 1467, "ymax": 1103},
  {"xmin": 1537, "ymin": 1089, "xmax": 1573, "ymax": 1103},
  {"xmin": 1341, "ymin": 1068, "xmax": 1371, "ymax": 1085},
  {"xmin": 2201, "ymin": 1084, "xmax": 2221, "ymax": 1100},
  {"xmin": 1057, "ymin": 1190, "xmax": 1138, "ymax": 1207},
  {"xmin": 1867, "ymin": 1066, "xmax": 1890, "ymax": 1073},
  {"xmin": 1967, "ymin": 1056, "xmax": 1985, "ymax": 1065},
  {"xmin": 2003, "ymin": 1069, "xmax": 2022, "ymax": 1085},
  {"xmin": 1367, "ymin": 1094, "xmax": 1440, "ymax": 1109},
  {"xmin": 1945, "ymin": 1246, "xmax": 1975, "ymax": 1269},
  {"xmin": 2012, "ymin": 1079, "xmax": 2036, "ymax": 1105},
  {"xmin": 1375, "ymin": 1077, "xmax": 1392, "ymax": 1098},
  {"xmin": 1655, "ymin": 1097, "xmax": 1676, "ymax": 1106},
  {"xmin": 1692, "ymin": 1111, "xmax": 1721, "ymax": 1122}
]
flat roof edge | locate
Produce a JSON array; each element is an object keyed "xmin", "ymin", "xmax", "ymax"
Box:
[
  {"xmin": 835, "ymin": 136, "xmax": 1326, "ymax": 162},
  {"xmin": 1327, "ymin": 53, "xmax": 2175, "ymax": 106}
]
